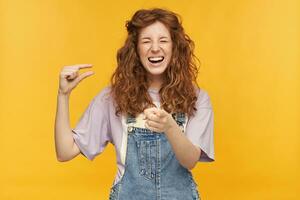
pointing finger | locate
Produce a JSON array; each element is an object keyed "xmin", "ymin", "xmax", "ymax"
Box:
[
  {"xmin": 76, "ymin": 64, "xmax": 93, "ymax": 69},
  {"xmin": 64, "ymin": 64, "xmax": 93, "ymax": 70}
]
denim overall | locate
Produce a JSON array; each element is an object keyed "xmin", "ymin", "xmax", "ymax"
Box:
[{"xmin": 109, "ymin": 113, "xmax": 200, "ymax": 200}]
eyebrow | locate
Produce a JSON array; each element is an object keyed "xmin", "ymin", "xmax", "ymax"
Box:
[{"xmin": 140, "ymin": 36, "xmax": 169, "ymax": 40}]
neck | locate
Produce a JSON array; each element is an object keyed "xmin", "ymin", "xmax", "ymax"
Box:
[{"xmin": 148, "ymin": 75, "xmax": 163, "ymax": 90}]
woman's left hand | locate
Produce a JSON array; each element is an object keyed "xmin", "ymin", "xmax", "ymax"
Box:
[{"xmin": 143, "ymin": 107, "xmax": 176, "ymax": 133}]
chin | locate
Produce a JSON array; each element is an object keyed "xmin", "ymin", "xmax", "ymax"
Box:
[{"xmin": 146, "ymin": 66, "xmax": 167, "ymax": 76}]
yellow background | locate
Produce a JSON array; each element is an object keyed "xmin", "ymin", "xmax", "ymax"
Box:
[{"xmin": 1, "ymin": 0, "xmax": 299, "ymax": 199}]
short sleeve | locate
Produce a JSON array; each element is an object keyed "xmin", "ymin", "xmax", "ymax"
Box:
[
  {"xmin": 185, "ymin": 89, "xmax": 215, "ymax": 162},
  {"xmin": 71, "ymin": 89, "xmax": 111, "ymax": 161}
]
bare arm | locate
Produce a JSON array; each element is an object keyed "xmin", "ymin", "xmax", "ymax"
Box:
[
  {"xmin": 54, "ymin": 92, "xmax": 80, "ymax": 162},
  {"xmin": 164, "ymin": 121, "xmax": 201, "ymax": 170},
  {"xmin": 54, "ymin": 64, "xmax": 94, "ymax": 162}
]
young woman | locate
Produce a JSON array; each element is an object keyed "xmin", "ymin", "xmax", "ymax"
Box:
[{"xmin": 55, "ymin": 8, "xmax": 214, "ymax": 200}]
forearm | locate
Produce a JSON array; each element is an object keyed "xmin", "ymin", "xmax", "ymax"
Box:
[
  {"xmin": 165, "ymin": 121, "xmax": 201, "ymax": 170},
  {"xmin": 54, "ymin": 91, "xmax": 77, "ymax": 161}
]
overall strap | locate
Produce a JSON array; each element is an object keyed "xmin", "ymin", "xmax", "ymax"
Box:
[
  {"xmin": 171, "ymin": 112, "xmax": 186, "ymax": 131},
  {"xmin": 126, "ymin": 114, "xmax": 136, "ymax": 124}
]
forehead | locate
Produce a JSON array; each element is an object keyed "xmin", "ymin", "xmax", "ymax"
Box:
[{"xmin": 139, "ymin": 21, "xmax": 171, "ymax": 38}]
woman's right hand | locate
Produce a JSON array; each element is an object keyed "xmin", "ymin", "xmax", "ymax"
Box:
[{"xmin": 58, "ymin": 64, "xmax": 94, "ymax": 95}]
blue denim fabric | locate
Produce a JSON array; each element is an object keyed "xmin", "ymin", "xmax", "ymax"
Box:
[{"xmin": 109, "ymin": 113, "xmax": 200, "ymax": 200}]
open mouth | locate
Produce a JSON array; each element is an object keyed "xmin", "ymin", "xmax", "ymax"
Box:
[{"xmin": 148, "ymin": 56, "xmax": 164, "ymax": 64}]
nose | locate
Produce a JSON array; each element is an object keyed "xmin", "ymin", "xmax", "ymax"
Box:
[{"xmin": 150, "ymin": 42, "xmax": 160, "ymax": 53}]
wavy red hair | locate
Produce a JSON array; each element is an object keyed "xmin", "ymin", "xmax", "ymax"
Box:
[{"xmin": 110, "ymin": 8, "xmax": 200, "ymax": 117}]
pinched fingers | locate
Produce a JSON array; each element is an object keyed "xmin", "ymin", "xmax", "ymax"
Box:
[
  {"xmin": 58, "ymin": 64, "xmax": 94, "ymax": 95},
  {"xmin": 60, "ymin": 64, "xmax": 93, "ymax": 80},
  {"xmin": 144, "ymin": 107, "xmax": 162, "ymax": 120},
  {"xmin": 60, "ymin": 70, "xmax": 79, "ymax": 80}
]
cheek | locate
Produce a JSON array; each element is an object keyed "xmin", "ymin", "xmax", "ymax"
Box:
[
  {"xmin": 165, "ymin": 44, "xmax": 173, "ymax": 55},
  {"xmin": 169, "ymin": 44, "xmax": 173, "ymax": 53},
  {"xmin": 138, "ymin": 46, "xmax": 148, "ymax": 59}
]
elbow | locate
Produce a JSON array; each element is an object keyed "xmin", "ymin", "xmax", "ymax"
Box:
[
  {"xmin": 56, "ymin": 153, "xmax": 72, "ymax": 162},
  {"xmin": 57, "ymin": 157, "xmax": 68, "ymax": 162},
  {"xmin": 57, "ymin": 158, "xmax": 64, "ymax": 162},
  {"xmin": 57, "ymin": 156, "xmax": 74, "ymax": 162},
  {"xmin": 186, "ymin": 162, "xmax": 197, "ymax": 170},
  {"xmin": 182, "ymin": 160, "xmax": 197, "ymax": 170},
  {"xmin": 181, "ymin": 149, "xmax": 201, "ymax": 170}
]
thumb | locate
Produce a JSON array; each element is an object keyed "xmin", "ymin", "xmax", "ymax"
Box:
[{"xmin": 75, "ymin": 71, "xmax": 94, "ymax": 84}]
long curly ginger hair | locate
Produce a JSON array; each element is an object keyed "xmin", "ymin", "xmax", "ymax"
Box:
[{"xmin": 110, "ymin": 8, "xmax": 200, "ymax": 117}]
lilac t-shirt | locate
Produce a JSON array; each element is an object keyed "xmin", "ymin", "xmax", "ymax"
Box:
[{"xmin": 72, "ymin": 86, "xmax": 215, "ymax": 185}]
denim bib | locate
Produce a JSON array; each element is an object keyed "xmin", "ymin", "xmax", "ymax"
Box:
[{"xmin": 109, "ymin": 113, "xmax": 200, "ymax": 200}]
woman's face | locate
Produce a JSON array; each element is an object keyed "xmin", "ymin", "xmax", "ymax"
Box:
[{"xmin": 137, "ymin": 21, "xmax": 172, "ymax": 83}]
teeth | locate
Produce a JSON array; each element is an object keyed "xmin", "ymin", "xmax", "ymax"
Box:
[{"xmin": 148, "ymin": 56, "xmax": 164, "ymax": 63}]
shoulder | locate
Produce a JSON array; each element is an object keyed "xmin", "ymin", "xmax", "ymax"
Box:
[
  {"xmin": 86, "ymin": 86, "xmax": 115, "ymax": 119},
  {"xmin": 86, "ymin": 86, "xmax": 114, "ymax": 112},
  {"xmin": 195, "ymin": 87, "xmax": 212, "ymax": 109},
  {"xmin": 94, "ymin": 86, "xmax": 113, "ymax": 103}
]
